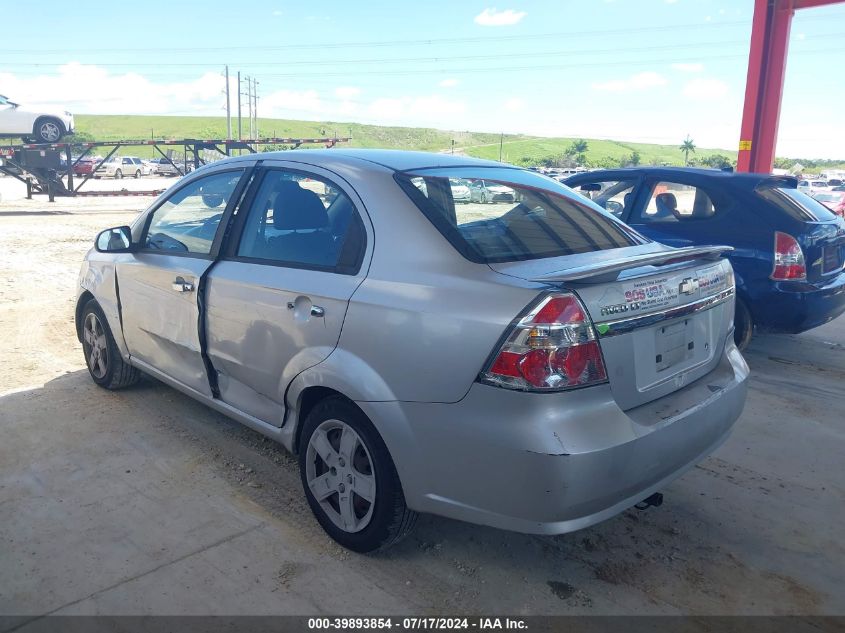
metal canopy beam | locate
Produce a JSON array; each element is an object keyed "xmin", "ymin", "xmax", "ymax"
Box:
[{"xmin": 737, "ymin": 0, "xmax": 844, "ymax": 173}]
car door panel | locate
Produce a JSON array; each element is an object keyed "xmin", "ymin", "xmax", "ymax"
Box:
[
  {"xmin": 119, "ymin": 254, "xmax": 213, "ymax": 395},
  {"xmin": 205, "ymin": 162, "xmax": 372, "ymax": 426},
  {"xmin": 0, "ymin": 104, "xmax": 32, "ymax": 134},
  {"xmin": 116, "ymin": 167, "xmax": 251, "ymax": 396},
  {"xmin": 206, "ymin": 263, "xmax": 363, "ymax": 424}
]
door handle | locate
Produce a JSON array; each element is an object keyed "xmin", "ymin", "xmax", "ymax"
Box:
[
  {"xmin": 286, "ymin": 300, "xmax": 324, "ymax": 317},
  {"xmin": 171, "ymin": 277, "xmax": 194, "ymax": 292}
]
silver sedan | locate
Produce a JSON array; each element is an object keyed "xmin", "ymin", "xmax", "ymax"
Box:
[{"xmin": 76, "ymin": 149, "xmax": 748, "ymax": 552}]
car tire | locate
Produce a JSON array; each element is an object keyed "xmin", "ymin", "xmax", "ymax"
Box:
[
  {"xmin": 134, "ymin": 170, "xmax": 141, "ymax": 178},
  {"xmin": 734, "ymin": 297, "xmax": 754, "ymax": 351},
  {"xmin": 299, "ymin": 396, "xmax": 418, "ymax": 553},
  {"xmin": 34, "ymin": 117, "xmax": 65, "ymax": 143},
  {"xmin": 81, "ymin": 299, "xmax": 141, "ymax": 390},
  {"xmin": 115, "ymin": 169, "xmax": 123, "ymax": 179}
]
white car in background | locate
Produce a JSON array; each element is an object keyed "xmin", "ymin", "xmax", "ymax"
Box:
[
  {"xmin": 797, "ymin": 179, "xmax": 830, "ymax": 195},
  {"xmin": 95, "ymin": 156, "xmax": 146, "ymax": 179},
  {"xmin": 0, "ymin": 95, "xmax": 75, "ymax": 143},
  {"xmin": 449, "ymin": 177, "xmax": 471, "ymax": 203}
]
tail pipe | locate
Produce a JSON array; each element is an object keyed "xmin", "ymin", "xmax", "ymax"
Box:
[{"xmin": 635, "ymin": 492, "xmax": 664, "ymax": 510}]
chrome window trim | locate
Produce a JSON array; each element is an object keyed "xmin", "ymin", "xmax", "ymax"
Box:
[{"xmin": 597, "ymin": 287, "xmax": 735, "ymax": 337}]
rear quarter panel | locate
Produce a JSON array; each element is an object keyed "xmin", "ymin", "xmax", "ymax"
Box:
[{"xmin": 319, "ymin": 166, "xmax": 544, "ymax": 404}]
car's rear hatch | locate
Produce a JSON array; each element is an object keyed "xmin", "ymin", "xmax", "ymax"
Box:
[
  {"xmin": 756, "ymin": 185, "xmax": 845, "ymax": 280},
  {"xmin": 489, "ymin": 243, "xmax": 735, "ymax": 410}
]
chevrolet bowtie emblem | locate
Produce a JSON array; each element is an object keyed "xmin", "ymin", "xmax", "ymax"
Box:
[{"xmin": 679, "ymin": 277, "xmax": 699, "ymax": 295}]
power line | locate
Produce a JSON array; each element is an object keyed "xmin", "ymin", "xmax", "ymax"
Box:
[
  {"xmin": 4, "ymin": 47, "xmax": 840, "ymax": 80},
  {"xmin": 0, "ymin": 19, "xmax": 766, "ymax": 56},
  {"xmin": 11, "ymin": 36, "xmax": 838, "ymax": 68}
]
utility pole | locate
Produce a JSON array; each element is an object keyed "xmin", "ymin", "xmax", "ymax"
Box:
[
  {"xmin": 224, "ymin": 65, "xmax": 231, "ymax": 140},
  {"xmin": 253, "ymin": 78, "xmax": 259, "ymax": 139},
  {"xmin": 243, "ymin": 75, "xmax": 252, "ymax": 140},
  {"xmin": 237, "ymin": 71, "xmax": 242, "ymax": 141}
]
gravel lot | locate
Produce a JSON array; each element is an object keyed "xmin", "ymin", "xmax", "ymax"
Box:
[{"xmin": 1, "ymin": 182, "xmax": 843, "ymax": 617}]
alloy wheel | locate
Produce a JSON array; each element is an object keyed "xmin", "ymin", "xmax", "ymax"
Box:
[
  {"xmin": 305, "ymin": 419, "xmax": 376, "ymax": 533},
  {"xmin": 39, "ymin": 121, "xmax": 61, "ymax": 142},
  {"xmin": 83, "ymin": 313, "xmax": 109, "ymax": 379}
]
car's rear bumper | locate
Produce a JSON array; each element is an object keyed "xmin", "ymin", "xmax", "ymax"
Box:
[
  {"xmin": 753, "ymin": 270, "xmax": 845, "ymax": 333},
  {"xmin": 359, "ymin": 337, "xmax": 748, "ymax": 535}
]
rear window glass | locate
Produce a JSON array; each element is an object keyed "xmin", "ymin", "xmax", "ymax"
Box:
[
  {"xmin": 395, "ymin": 167, "xmax": 645, "ymax": 263},
  {"xmin": 757, "ymin": 186, "xmax": 837, "ymax": 222}
]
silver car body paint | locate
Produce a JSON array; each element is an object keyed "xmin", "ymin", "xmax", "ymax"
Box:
[{"xmin": 76, "ymin": 149, "xmax": 749, "ymax": 535}]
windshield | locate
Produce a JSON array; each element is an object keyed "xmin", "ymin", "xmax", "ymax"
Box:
[
  {"xmin": 396, "ymin": 167, "xmax": 646, "ymax": 263},
  {"xmin": 757, "ymin": 186, "xmax": 838, "ymax": 222}
]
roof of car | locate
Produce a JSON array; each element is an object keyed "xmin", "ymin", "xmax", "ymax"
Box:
[
  {"xmin": 211, "ymin": 148, "xmax": 512, "ymax": 172},
  {"xmin": 564, "ymin": 167, "xmax": 798, "ymax": 189}
]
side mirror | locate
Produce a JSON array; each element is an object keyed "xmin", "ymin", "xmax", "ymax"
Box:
[
  {"xmin": 579, "ymin": 183, "xmax": 602, "ymax": 192},
  {"xmin": 605, "ymin": 200, "xmax": 624, "ymax": 215},
  {"xmin": 95, "ymin": 226, "xmax": 133, "ymax": 253}
]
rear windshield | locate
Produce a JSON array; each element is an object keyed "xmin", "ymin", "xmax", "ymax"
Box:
[
  {"xmin": 757, "ymin": 186, "xmax": 838, "ymax": 222},
  {"xmin": 395, "ymin": 167, "xmax": 645, "ymax": 263}
]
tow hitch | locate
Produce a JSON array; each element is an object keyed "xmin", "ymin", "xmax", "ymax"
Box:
[{"xmin": 635, "ymin": 492, "xmax": 664, "ymax": 510}]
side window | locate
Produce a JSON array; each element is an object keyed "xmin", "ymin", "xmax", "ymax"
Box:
[
  {"xmin": 574, "ymin": 180, "xmax": 637, "ymax": 217},
  {"xmin": 236, "ymin": 170, "xmax": 365, "ymax": 273},
  {"xmin": 638, "ymin": 182, "xmax": 715, "ymax": 223},
  {"xmin": 144, "ymin": 170, "xmax": 244, "ymax": 254}
]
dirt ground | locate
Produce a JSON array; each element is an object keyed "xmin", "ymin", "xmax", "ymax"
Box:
[{"xmin": 1, "ymin": 184, "xmax": 843, "ymax": 616}]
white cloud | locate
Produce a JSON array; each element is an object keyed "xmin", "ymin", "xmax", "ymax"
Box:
[
  {"xmin": 0, "ymin": 63, "xmax": 226, "ymax": 115},
  {"xmin": 262, "ymin": 89, "xmax": 325, "ymax": 116},
  {"xmin": 671, "ymin": 62, "xmax": 704, "ymax": 73},
  {"xmin": 366, "ymin": 95, "xmax": 466, "ymax": 122},
  {"xmin": 504, "ymin": 97, "xmax": 525, "ymax": 112},
  {"xmin": 272, "ymin": 10, "xmax": 282, "ymax": 16},
  {"xmin": 682, "ymin": 78, "xmax": 729, "ymax": 100},
  {"xmin": 334, "ymin": 86, "xmax": 361, "ymax": 99},
  {"xmin": 439, "ymin": 78, "xmax": 460, "ymax": 88},
  {"xmin": 592, "ymin": 71, "xmax": 668, "ymax": 92},
  {"xmin": 665, "ymin": 0, "xmax": 678, "ymax": 4},
  {"xmin": 474, "ymin": 8, "xmax": 527, "ymax": 26}
]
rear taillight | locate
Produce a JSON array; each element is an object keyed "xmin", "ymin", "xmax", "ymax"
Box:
[
  {"xmin": 771, "ymin": 231, "xmax": 806, "ymax": 281},
  {"xmin": 481, "ymin": 293, "xmax": 607, "ymax": 391}
]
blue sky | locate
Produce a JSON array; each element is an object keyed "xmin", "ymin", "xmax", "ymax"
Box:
[{"xmin": 3, "ymin": 0, "xmax": 844, "ymax": 157}]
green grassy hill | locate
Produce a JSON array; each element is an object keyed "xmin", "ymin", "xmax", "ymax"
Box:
[
  {"xmin": 70, "ymin": 114, "xmax": 781, "ymax": 168},
  {"xmin": 75, "ymin": 114, "xmax": 514, "ymax": 155}
]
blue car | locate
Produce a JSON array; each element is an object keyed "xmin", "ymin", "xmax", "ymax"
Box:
[{"xmin": 564, "ymin": 168, "xmax": 845, "ymax": 348}]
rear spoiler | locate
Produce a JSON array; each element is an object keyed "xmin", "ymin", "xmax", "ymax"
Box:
[{"xmin": 532, "ymin": 245, "xmax": 733, "ymax": 283}]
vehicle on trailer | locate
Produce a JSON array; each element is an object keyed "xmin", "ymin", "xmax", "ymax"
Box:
[
  {"xmin": 0, "ymin": 94, "xmax": 75, "ymax": 143},
  {"xmin": 95, "ymin": 156, "xmax": 146, "ymax": 179},
  {"xmin": 565, "ymin": 168, "xmax": 845, "ymax": 349},
  {"xmin": 76, "ymin": 150, "xmax": 748, "ymax": 552}
]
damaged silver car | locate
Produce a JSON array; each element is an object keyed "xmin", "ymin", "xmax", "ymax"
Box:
[{"xmin": 76, "ymin": 150, "xmax": 748, "ymax": 552}]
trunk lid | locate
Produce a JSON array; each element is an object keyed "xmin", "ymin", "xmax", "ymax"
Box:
[{"xmin": 489, "ymin": 244, "xmax": 736, "ymax": 410}]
